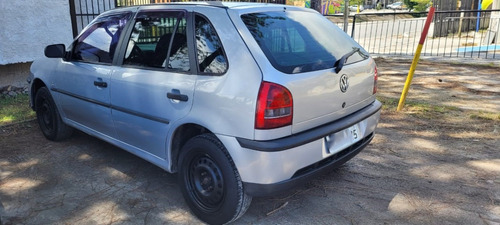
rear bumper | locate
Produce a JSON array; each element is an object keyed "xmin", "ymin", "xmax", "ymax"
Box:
[
  {"xmin": 244, "ymin": 132, "xmax": 374, "ymax": 197},
  {"xmin": 217, "ymin": 100, "xmax": 381, "ymax": 197}
]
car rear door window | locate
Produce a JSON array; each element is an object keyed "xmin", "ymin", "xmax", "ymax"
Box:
[
  {"xmin": 195, "ymin": 15, "xmax": 227, "ymax": 74},
  {"xmin": 241, "ymin": 11, "xmax": 367, "ymax": 74},
  {"xmin": 71, "ymin": 13, "xmax": 131, "ymax": 64},
  {"xmin": 123, "ymin": 10, "xmax": 189, "ymax": 71}
]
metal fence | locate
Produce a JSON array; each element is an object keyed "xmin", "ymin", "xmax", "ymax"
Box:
[
  {"xmin": 328, "ymin": 9, "xmax": 500, "ymax": 59},
  {"xmin": 70, "ymin": 0, "xmax": 286, "ymax": 37},
  {"xmin": 69, "ymin": 0, "xmax": 116, "ymax": 37},
  {"xmin": 69, "ymin": 1, "xmax": 499, "ymax": 59}
]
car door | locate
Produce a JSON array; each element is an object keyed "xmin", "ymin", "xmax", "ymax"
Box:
[
  {"xmin": 53, "ymin": 12, "xmax": 132, "ymax": 137},
  {"xmin": 110, "ymin": 10, "xmax": 197, "ymax": 159}
]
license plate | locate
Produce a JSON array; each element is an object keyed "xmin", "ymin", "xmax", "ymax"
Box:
[
  {"xmin": 324, "ymin": 124, "xmax": 363, "ymax": 154},
  {"xmin": 348, "ymin": 124, "xmax": 361, "ymax": 143}
]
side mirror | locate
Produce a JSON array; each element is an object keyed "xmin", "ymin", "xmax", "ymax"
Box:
[{"xmin": 44, "ymin": 44, "xmax": 66, "ymax": 58}]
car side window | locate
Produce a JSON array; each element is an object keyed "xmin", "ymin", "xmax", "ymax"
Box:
[
  {"xmin": 123, "ymin": 11, "xmax": 189, "ymax": 71},
  {"xmin": 71, "ymin": 13, "xmax": 131, "ymax": 64},
  {"xmin": 195, "ymin": 15, "xmax": 227, "ymax": 74}
]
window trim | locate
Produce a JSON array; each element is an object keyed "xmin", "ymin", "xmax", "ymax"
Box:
[
  {"xmin": 117, "ymin": 9, "xmax": 195, "ymax": 75},
  {"xmin": 193, "ymin": 13, "xmax": 229, "ymax": 76},
  {"xmin": 68, "ymin": 11, "xmax": 134, "ymax": 66}
]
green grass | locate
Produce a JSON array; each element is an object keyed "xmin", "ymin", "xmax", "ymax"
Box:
[
  {"xmin": 0, "ymin": 94, "xmax": 35, "ymax": 126},
  {"xmin": 377, "ymin": 96, "xmax": 500, "ymax": 122},
  {"xmin": 469, "ymin": 111, "xmax": 500, "ymax": 121},
  {"xmin": 378, "ymin": 96, "xmax": 459, "ymax": 111}
]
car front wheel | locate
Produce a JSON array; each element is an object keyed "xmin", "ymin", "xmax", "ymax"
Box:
[
  {"xmin": 178, "ymin": 134, "xmax": 251, "ymax": 224},
  {"xmin": 35, "ymin": 87, "xmax": 73, "ymax": 141}
]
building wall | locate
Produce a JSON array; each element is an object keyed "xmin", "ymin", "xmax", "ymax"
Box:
[{"xmin": 0, "ymin": 0, "xmax": 74, "ymax": 65}]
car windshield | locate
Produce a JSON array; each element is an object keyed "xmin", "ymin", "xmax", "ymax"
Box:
[{"xmin": 241, "ymin": 10, "xmax": 367, "ymax": 74}]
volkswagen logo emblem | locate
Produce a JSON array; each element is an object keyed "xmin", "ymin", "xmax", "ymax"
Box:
[{"xmin": 339, "ymin": 74, "xmax": 349, "ymax": 93}]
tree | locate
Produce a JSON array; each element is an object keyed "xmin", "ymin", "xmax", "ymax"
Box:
[
  {"xmin": 403, "ymin": 0, "xmax": 431, "ymax": 12},
  {"xmin": 349, "ymin": 0, "xmax": 364, "ymax": 6},
  {"xmin": 403, "ymin": 0, "xmax": 418, "ymax": 11},
  {"xmin": 412, "ymin": 0, "xmax": 431, "ymax": 12}
]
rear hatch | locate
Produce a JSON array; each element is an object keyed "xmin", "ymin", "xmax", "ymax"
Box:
[{"xmin": 238, "ymin": 8, "xmax": 377, "ymax": 134}]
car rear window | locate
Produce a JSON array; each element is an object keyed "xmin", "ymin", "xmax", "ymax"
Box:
[{"xmin": 241, "ymin": 10, "xmax": 367, "ymax": 74}]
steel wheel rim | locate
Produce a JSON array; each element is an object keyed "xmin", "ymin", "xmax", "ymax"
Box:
[
  {"xmin": 186, "ymin": 153, "xmax": 224, "ymax": 213},
  {"xmin": 39, "ymin": 97, "xmax": 54, "ymax": 133}
]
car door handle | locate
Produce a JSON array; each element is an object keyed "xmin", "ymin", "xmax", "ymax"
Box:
[
  {"xmin": 167, "ymin": 90, "xmax": 188, "ymax": 102},
  {"xmin": 94, "ymin": 80, "xmax": 108, "ymax": 88}
]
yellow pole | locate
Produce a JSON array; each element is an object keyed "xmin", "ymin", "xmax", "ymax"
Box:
[
  {"xmin": 397, "ymin": 7, "xmax": 436, "ymax": 111},
  {"xmin": 397, "ymin": 44, "xmax": 423, "ymax": 111}
]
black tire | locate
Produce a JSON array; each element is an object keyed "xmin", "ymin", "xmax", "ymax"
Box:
[
  {"xmin": 178, "ymin": 134, "xmax": 252, "ymax": 225},
  {"xmin": 35, "ymin": 87, "xmax": 73, "ymax": 141}
]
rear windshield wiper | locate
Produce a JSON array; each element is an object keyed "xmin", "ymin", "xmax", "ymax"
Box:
[{"xmin": 334, "ymin": 47, "xmax": 365, "ymax": 74}]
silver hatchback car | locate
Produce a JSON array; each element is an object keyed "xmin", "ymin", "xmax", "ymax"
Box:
[{"xmin": 29, "ymin": 2, "xmax": 381, "ymax": 224}]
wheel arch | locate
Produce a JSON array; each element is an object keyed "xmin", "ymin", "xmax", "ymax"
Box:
[
  {"xmin": 169, "ymin": 123, "xmax": 214, "ymax": 172},
  {"xmin": 30, "ymin": 78, "xmax": 47, "ymax": 110}
]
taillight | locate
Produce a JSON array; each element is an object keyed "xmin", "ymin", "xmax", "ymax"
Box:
[
  {"xmin": 373, "ymin": 66, "xmax": 378, "ymax": 94},
  {"xmin": 255, "ymin": 81, "xmax": 293, "ymax": 129}
]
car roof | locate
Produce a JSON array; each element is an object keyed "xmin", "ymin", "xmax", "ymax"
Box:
[
  {"xmin": 113, "ymin": 2, "xmax": 309, "ymax": 12},
  {"xmin": 98, "ymin": 2, "xmax": 316, "ymax": 19}
]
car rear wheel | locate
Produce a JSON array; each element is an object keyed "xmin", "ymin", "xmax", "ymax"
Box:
[
  {"xmin": 178, "ymin": 134, "xmax": 251, "ymax": 225},
  {"xmin": 35, "ymin": 87, "xmax": 73, "ymax": 141}
]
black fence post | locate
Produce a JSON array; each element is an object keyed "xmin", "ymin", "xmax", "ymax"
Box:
[
  {"xmin": 351, "ymin": 15, "xmax": 356, "ymax": 39},
  {"xmin": 69, "ymin": 0, "xmax": 78, "ymax": 38}
]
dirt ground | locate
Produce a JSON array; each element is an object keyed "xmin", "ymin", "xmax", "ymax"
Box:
[{"xmin": 1, "ymin": 59, "xmax": 499, "ymax": 225}]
